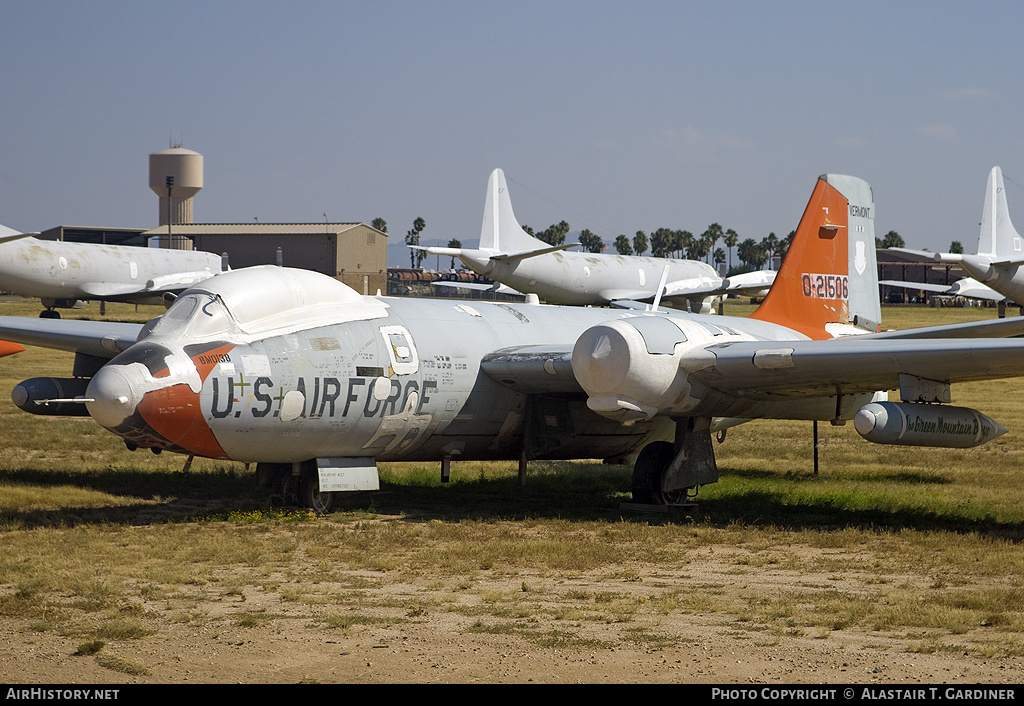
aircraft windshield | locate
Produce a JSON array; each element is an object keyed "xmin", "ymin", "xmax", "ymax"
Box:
[{"xmin": 152, "ymin": 292, "xmax": 231, "ymax": 339}]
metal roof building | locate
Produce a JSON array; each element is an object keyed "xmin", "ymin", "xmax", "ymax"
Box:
[{"xmin": 143, "ymin": 222, "xmax": 388, "ymax": 295}]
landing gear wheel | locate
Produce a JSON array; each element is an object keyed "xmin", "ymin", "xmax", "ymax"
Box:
[
  {"xmin": 39, "ymin": 309, "xmax": 60, "ymax": 319},
  {"xmin": 296, "ymin": 460, "xmax": 334, "ymax": 514},
  {"xmin": 632, "ymin": 441, "xmax": 689, "ymax": 506},
  {"xmin": 299, "ymin": 473, "xmax": 334, "ymax": 514}
]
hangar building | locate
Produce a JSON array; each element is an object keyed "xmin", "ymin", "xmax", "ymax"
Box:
[{"xmin": 143, "ymin": 221, "xmax": 387, "ymax": 295}]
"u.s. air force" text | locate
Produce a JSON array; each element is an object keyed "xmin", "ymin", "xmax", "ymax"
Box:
[{"xmin": 209, "ymin": 375, "xmax": 436, "ymax": 419}]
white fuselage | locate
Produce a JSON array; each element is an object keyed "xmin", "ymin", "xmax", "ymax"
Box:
[
  {"xmin": 457, "ymin": 248, "xmax": 721, "ymax": 307},
  {"xmin": 0, "ymin": 236, "xmax": 222, "ymax": 305}
]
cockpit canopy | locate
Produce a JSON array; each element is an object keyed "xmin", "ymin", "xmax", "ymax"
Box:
[{"xmin": 144, "ymin": 266, "xmax": 387, "ymax": 341}]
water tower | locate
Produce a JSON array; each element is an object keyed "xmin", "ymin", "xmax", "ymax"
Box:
[{"xmin": 149, "ymin": 146, "xmax": 203, "ymax": 249}]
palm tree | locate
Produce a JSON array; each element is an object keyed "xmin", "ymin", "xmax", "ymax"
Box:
[
  {"xmin": 676, "ymin": 230, "xmax": 694, "ymax": 259},
  {"xmin": 650, "ymin": 228, "xmax": 672, "ymax": 258},
  {"xmin": 371, "ymin": 218, "xmax": 387, "ymax": 233},
  {"xmin": 881, "ymin": 230, "xmax": 905, "ymax": 249},
  {"xmin": 406, "ymin": 217, "xmax": 426, "ymax": 268},
  {"xmin": 613, "ymin": 234, "xmax": 633, "ymax": 255},
  {"xmin": 702, "ymin": 223, "xmax": 723, "ymax": 264},
  {"xmin": 762, "ymin": 232, "xmax": 779, "ymax": 267},
  {"xmin": 633, "ymin": 230, "xmax": 648, "ymax": 256},
  {"xmin": 578, "ymin": 229, "xmax": 604, "ymax": 253},
  {"xmin": 537, "ymin": 221, "xmax": 570, "ymax": 246},
  {"xmin": 713, "ymin": 247, "xmax": 726, "ymax": 273},
  {"xmin": 724, "ymin": 228, "xmax": 739, "ymax": 271}
]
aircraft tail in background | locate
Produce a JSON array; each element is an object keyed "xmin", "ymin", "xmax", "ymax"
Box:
[
  {"xmin": 977, "ymin": 166, "xmax": 1023, "ymax": 260},
  {"xmin": 478, "ymin": 168, "xmax": 563, "ymax": 254}
]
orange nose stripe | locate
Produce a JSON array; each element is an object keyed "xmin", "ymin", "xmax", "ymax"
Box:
[{"xmin": 138, "ymin": 384, "xmax": 228, "ymax": 459}]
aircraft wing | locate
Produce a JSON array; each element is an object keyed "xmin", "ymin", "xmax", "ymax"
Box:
[
  {"xmin": 0, "ymin": 316, "xmax": 143, "ymax": 358},
  {"xmin": 481, "ymin": 335, "xmax": 1024, "ymax": 404},
  {"xmin": 604, "ymin": 271, "xmax": 775, "ymax": 307},
  {"xmin": 689, "ymin": 338, "xmax": 1024, "ymax": 400}
]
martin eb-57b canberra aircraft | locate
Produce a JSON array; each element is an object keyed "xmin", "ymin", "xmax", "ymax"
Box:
[
  {"xmin": 418, "ymin": 169, "xmax": 774, "ymax": 313},
  {"xmin": 5, "ymin": 174, "xmax": 1024, "ymax": 512},
  {"xmin": 0, "ymin": 223, "xmax": 225, "ymax": 317}
]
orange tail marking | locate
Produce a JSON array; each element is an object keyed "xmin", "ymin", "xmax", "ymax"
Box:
[{"xmin": 749, "ymin": 178, "xmax": 850, "ymax": 340}]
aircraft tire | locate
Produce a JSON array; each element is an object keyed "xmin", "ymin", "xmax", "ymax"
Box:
[
  {"xmin": 39, "ymin": 310, "xmax": 60, "ymax": 319},
  {"xmin": 298, "ymin": 462, "xmax": 334, "ymax": 515},
  {"xmin": 631, "ymin": 441, "xmax": 674, "ymax": 505}
]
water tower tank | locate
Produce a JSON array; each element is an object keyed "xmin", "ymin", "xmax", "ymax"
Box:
[{"xmin": 149, "ymin": 146, "xmax": 203, "ymax": 229}]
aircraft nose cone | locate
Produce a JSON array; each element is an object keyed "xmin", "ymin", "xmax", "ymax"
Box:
[{"xmin": 86, "ymin": 366, "xmax": 142, "ymax": 428}]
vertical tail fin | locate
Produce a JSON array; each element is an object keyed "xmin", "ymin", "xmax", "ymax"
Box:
[
  {"xmin": 976, "ymin": 166, "xmax": 1022, "ymax": 259},
  {"xmin": 749, "ymin": 174, "xmax": 879, "ymax": 340},
  {"xmin": 478, "ymin": 169, "xmax": 553, "ymax": 253}
]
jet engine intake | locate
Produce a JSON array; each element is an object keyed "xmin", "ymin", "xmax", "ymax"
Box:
[{"xmin": 571, "ymin": 317, "xmax": 701, "ymax": 424}]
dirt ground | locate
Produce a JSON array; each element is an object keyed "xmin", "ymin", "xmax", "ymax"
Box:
[{"xmin": 1, "ymin": 512, "xmax": 1021, "ymax": 685}]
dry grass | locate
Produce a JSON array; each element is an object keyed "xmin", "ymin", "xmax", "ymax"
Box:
[{"xmin": 2, "ymin": 297, "xmax": 1024, "ymax": 676}]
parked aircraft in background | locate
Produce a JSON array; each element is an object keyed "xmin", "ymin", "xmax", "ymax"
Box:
[
  {"xmin": 417, "ymin": 169, "xmax": 775, "ymax": 313},
  {"xmin": 885, "ymin": 166, "xmax": 1024, "ymax": 307},
  {"xmin": 5, "ymin": 174, "xmax": 1024, "ymax": 513},
  {"xmin": 0, "ymin": 223, "xmax": 226, "ymax": 317}
]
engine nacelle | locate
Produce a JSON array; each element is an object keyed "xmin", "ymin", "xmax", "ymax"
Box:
[
  {"xmin": 854, "ymin": 401, "xmax": 1007, "ymax": 448},
  {"xmin": 11, "ymin": 377, "xmax": 92, "ymax": 417},
  {"xmin": 571, "ymin": 317, "xmax": 705, "ymax": 424}
]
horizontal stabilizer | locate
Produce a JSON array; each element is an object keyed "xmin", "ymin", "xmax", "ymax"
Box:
[
  {"xmin": 887, "ymin": 247, "xmax": 948, "ymax": 262},
  {"xmin": 144, "ymin": 271, "xmax": 219, "ymax": 293},
  {"xmin": 490, "ymin": 243, "xmax": 578, "ymax": 262},
  {"xmin": 79, "ymin": 282, "xmax": 148, "ymax": 297}
]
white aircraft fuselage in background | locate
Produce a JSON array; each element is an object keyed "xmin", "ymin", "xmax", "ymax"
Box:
[
  {"xmin": 0, "ymin": 225, "xmax": 224, "ymax": 315},
  {"xmin": 421, "ymin": 169, "xmax": 774, "ymax": 313}
]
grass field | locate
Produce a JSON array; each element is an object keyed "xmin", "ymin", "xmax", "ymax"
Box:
[{"xmin": 2, "ymin": 296, "xmax": 1024, "ymax": 681}]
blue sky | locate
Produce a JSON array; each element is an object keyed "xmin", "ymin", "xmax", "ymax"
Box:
[{"xmin": 2, "ymin": 1, "xmax": 1023, "ymax": 268}]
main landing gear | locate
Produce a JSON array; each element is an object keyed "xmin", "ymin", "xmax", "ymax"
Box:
[
  {"xmin": 256, "ymin": 460, "xmax": 334, "ymax": 514},
  {"xmin": 631, "ymin": 418, "xmax": 719, "ymax": 506}
]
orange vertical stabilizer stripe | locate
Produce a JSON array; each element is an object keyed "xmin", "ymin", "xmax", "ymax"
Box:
[{"xmin": 749, "ymin": 178, "xmax": 850, "ymax": 340}]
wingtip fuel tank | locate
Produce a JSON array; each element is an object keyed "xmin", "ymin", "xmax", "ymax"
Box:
[{"xmin": 854, "ymin": 401, "xmax": 1008, "ymax": 448}]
